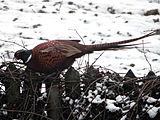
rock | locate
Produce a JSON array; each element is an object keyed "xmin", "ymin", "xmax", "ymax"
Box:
[{"xmin": 144, "ymin": 9, "xmax": 159, "ymax": 16}]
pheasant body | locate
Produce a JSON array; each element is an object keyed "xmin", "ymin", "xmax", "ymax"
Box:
[
  {"xmin": 28, "ymin": 40, "xmax": 87, "ymax": 73},
  {"xmin": 14, "ymin": 31, "xmax": 158, "ymax": 74}
]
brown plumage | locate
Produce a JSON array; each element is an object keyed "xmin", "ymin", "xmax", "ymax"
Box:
[{"xmin": 14, "ymin": 30, "xmax": 158, "ymax": 74}]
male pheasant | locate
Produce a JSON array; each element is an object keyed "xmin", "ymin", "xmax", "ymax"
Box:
[{"xmin": 14, "ymin": 31, "xmax": 158, "ymax": 74}]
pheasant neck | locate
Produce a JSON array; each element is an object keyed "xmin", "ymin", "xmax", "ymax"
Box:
[{"xmin": 25, "ymin": 54, "xmax": 32, "ymax": 63}]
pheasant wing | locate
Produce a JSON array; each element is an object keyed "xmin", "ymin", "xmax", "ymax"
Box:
[{"xmin": 40, "ymin": 40, "xmax": 82, "ymax": 57}]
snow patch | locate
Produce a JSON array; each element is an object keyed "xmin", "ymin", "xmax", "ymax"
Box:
[
  {"xmin": 147, "ymin": 107, "xmax": 160, "ymax": 118},
  {"xmin": 146, "ymin": 97, "xmax": 157, "ymax": 103},
  {"xmin": 105, "ymin": 99, "xmax": 120, "ymax": 112}
]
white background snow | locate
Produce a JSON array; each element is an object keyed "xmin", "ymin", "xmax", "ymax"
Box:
[
  {"xmin": 0, "ymin": 0, "xmax": 160, "ymax": 77},
  {"xmin": 0, "ymin": 0, "xmax": 160, "ymax": 119}
]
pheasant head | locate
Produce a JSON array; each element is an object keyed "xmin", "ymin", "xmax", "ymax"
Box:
[{"xmin": 14, "ymin": 49, "xmax": 32, "ymax": 64}]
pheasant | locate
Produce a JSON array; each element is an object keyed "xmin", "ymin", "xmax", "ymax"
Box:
[{"xmin": 14, "ymin": 30, "xmax": 158, "ymax": 74}]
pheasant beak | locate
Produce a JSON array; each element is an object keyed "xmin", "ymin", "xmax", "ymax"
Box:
[
  {"xmin": 13, "ymin": 51, "xmax": 22, "ymax": 62},
  {"xmin": 13, "ymin": 54, "xmax": 24, "ymax": 65},
  {"xmin": 13, "ymin": 56, "xmax": 19, "ymax": 63},
  {"xmin": 13, "ymin": 56, "xmax": 17, "ymax": 61}
]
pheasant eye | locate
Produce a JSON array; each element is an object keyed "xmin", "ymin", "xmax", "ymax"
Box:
[
  {"xmin": 14, "ymin": 52, "xmax": 21, "ymax": 59},
  {"xmin": 14, "ymin": 49, "xmax": 25, "ymax": 59}
]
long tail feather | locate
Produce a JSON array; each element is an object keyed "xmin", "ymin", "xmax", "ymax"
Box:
[
  {"xmin": 103, "ymin": 43, "xmax": 146, "ymax": 50},
  {"xmin": 86, "ymin": 29, "xmax": 159, "ymax": 52}
]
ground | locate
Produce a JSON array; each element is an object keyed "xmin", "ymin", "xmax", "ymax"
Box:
[
  {"xmin": 0, "ymin": 1, "xmax": 160, "ymax": 119},
  {"xmin": 0, "ymin": 0, "xmax": 160, "ymax": 74}
]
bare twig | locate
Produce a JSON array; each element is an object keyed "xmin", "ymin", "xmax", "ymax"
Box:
[
  {"xmin": 91, "ymin": 51, "xmax": 104, "ymax": 66},
  {"xmin": 74, "ymin": 29, "xmax": 85, "ymax": 45},
  {"xmin": 0, "ymin": 39, "xmax": 27, "ymax": 49},
  {"xmin": 57, "ymin": 0, "xmax": 64, "ymax": 13},
  {"xmin": 142, "ymin": 40, "xmax": 153, "ymax": 71},
  {"xmin": 0, "ymin": 109, "xmax": 53, "ymax": 120}
]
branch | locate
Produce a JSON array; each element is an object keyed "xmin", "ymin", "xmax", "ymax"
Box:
[
  {"xmin": 0, "ymin": 109, "xmax": 53, "ymax": 120},
  {"xmin": 0, "ymin": 39, "xmax": 27, "ymax": 49}
]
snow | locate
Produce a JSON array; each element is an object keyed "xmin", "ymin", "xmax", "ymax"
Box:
[
  {"xmin": 0, "ymin": 0, "xmax": 160, "ymax": 76},
  {"xmin": 1, "ymin": 104, "xmax": 7, "ymax": 115},
  {"xmin": 69, "ymin": 98, "xmax": 74, "ymax": 105},
  {"xmin": 130, "ymin": 102, "xmax": 136, "ymax": 108},
  {"xmin": 65, "ymin": 96, "xmax": 70, "ymax": 101},
  {"xmin": 93, "ymin": 89, "xmax": 98, "ymax": 95},
  {"xmin": 92, "ymin": 95, "xmax": 104, "ymax": 103},
  {"xmin": 105, "ymin": 99, "xmax": 120, "ymax": 112},
  {"xmin": 0, "ymin": 1, "xmax": 160, "ymax": 119},
  {"xmin": 146, "ymin": 97, "xmax": 157, "ymax": 103},
  {"xmin": 37, "ymin": 92, "xmax": 47, "ymax": 101},
  {"xmin": 41, "ymin": 83, "xmax": 46, "ymax": 93},
  {"xmin": 0, "ymin": 83, "xmax": 5, "ymax": 94},
  {"xmin": 78, "ymin": 114, "xmax": 85, "ymax": 120},
  {"xmin": 116, "ymin": 95, "xmax": 128, "ymax": 103},
  {"xmin": 147, "ymin": 106, "xmax": 160, "ymax": 118},
  {"xmin": 96, "ymin": 82, "xmax": 102, "ymax": 88},
  {"xmin": 120, "ymin": 115, "xmax": 127, "ymax": 120}
]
